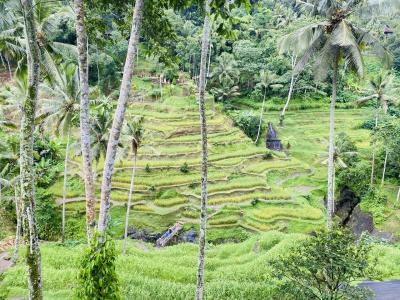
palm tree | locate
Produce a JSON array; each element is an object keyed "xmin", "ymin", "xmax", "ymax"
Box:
[
  {"xmin": 39, "ymin": 63, "xmax": 80, "ymax": 243},
  {"xmin": 122, "ymin": 116, "xmax": 144, "ymax": 255},
  {"xmin": 356, "ymin": 72, "xmax": 397, "ymax": 185},
  {"xmin": 280, "ymin": 0, "xmax": 390, "ymax": 228},
  {"xmin": 196, "ymin": 1, "xmax": 211, "ymax": 299},
  {"xmin": 255, "ymin": 70, "xmax": 278, "ymax": 144},
  {"xmin": 98, "ymin": 0, "xmax": 144, "ymax": 235},
  {"xmin": 19, "ymin": 0, "xmax": 43, "ymax": 298},
  {"xmin": 210, "ymin": 77, "xmax": 240, "ymax": 102},
  {"xmin": 74, "ymin": 0, "xmax": 96, "ymax": 240},
  {"xmin": 90, "ymin": 102, "xmax": 114, "ymax": 173},
  {"xmin": 211, "ymin": 52, "xmax": 239, "ymax": 87}
]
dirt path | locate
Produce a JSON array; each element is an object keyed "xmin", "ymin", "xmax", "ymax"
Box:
[{"xmin": 360, "ymin": 281, "xmax": 400, "ymax": 300}]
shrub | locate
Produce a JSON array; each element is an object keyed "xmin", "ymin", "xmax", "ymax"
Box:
[
  {"xmin": 271, "ymin": 228, "xmax": 375, "ymax": 300},
  {"xmin": 145, "ymin": 164, "xmax": 151, "ymax": 173},
  {"xmin": 36, "ymin": 189, "xmax": 61, "ymax": 241},
  {"xmin": 180, "ymin": 162, "xmax": 189, "ymax": 174},
  {"xmin": 77, "ymin": 232, "xmax": 121, "ymax": 300},
  {"xmin": 232, "ymin": 111, "xmax": 259, "ymax": 140},
  {"xmin": 262, "ymin": 152, "xmax": 273, "ymax": 160}
]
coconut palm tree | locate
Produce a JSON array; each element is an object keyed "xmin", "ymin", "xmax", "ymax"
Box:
[
  {"xmin": 196, "ymin": 1, "xmax": 211, "ymax": 299},
  {"xmin": 211, "ymin": 52, "xmax": 239, "ymax": 87},
  {"xmin": 98, "ymin": 0, "xmax": 144, "ymax": 235},
  {"xmin": 122, "ymin": 116, "xmax": 144, "ymax": 255},
  {"xmin": 39, "ymin": 63, "xmax": 80, "ymax": 243},
  {"xmin": 19, "ymin": 0, "xmax": 43, "ymax": 298},
  {"xmin": 280, "ymin": 0, "xmax": 390, "ymax": 228},
  {"xmin": 356, "ymin": 72, "xmax": 398, "ymax": 185},
  {"xmin": 74, "ymin": 0, "xmax": 96, "ymax": 240},
  {"xmin": 255, "ymin": 70, "xmax": 278, "ymax": 144}
]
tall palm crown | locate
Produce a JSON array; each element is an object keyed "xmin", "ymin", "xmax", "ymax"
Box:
[
  {"xmin": 126, "ymin": 116, "xmax": 145, "ymax": 156},
  {"xmin": 280, "ymin": 0, "xmax": 390, "ymax": 81},
  {"xmin": 40, "ymin": 63, "xmax": 80, "ymax": 134}
]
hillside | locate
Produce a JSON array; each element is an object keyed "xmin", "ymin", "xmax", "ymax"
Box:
[{"xmin": 42, "ymin": 65, "xmax": 399, "ymax": 242}]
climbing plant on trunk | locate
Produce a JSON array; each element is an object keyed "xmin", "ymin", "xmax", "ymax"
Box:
[
  {"xmin": 196, "ymin": 1, "xmax": 211, "ymax": 299},
  {"xmin": 20, "ymin": 0, "xmax": 43, "ymax": 298}
]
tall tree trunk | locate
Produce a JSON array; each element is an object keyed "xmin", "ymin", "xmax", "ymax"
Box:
[
  {"xmin": 255, "ymin": 87, "xmax": 267, "ymax": 144},
  {"xmin": 159, "ymin": 74, "xmax": 163, "ymax": 101},
  {"xmin": 61, "ymin": 128, "xmax": 71, "ymax": 243},
  {"xmin": 98, "ymin": 0, "xmax": 144, "ymax": 234},
  {"xmin": 326, "ymin": 58, "xmax": 338, "ymax": 229},
  {"xmin": 4, "ymin": 55, "xmax": 12, "ymax": 80},
  {"xmin": 12, "ymin": 185, "xmax": 21, "ymax": 263},
  {"xmin": 123, "ymin": 153, "xmax": 137, "ymax": 255},
  {"xmin": 381, "ymin": 149, "xmax": 388, "ymax": 186},
  {"xmin": 370, "ymin": 112, "xmax": 378, "ymax": 186},
  {"xmin": 74, "ymin": 0, "xmax": 96, "ymax": 240},
  {"xmin": 279, "ymin": 55, "xmax": 297, "ymax": 127},
  {"xmin": 397, "ymin": 186, "xmax": 400, "ymax": 202},
  {"xmin": 196, "ymin": 1, "xmax": 211, "ymax": 299},
  {"xmin": 20, "ymin": 0, "xmax": 43, "ymax": 298}
]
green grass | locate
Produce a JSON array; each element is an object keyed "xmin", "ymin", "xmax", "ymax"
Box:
[{"xmin": 2, "ymin": 231, "xmax": 400, "ymax": 300}]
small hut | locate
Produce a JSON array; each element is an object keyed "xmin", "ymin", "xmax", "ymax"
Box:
[{"xmin": 266, "ymin": 122, "xmax": 282, "ymax": 151}]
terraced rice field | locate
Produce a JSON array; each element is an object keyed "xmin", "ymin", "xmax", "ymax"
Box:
[{"xmin": 56, "ymin": 74, "xmax": 377, "ymax": 240}]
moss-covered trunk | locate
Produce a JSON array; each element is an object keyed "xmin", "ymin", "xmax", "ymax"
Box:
[
  {"xmin": 196, "ymin": 1, "xmax": 211, "ymax": 299},
  {"xmin": 327, "ymin": 56, "xmax": 338, "ymax": 229},
  {"xmin": 20, "ymin": 0, "xmax": 43, "ymax": 298}
]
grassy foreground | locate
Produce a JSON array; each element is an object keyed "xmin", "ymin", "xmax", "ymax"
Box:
[{"xmin": 2, "ymin": 231, "xmax": 400, "ymax": 300}]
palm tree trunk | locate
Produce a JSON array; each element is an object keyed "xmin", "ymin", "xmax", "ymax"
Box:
[
  {"xmin": 61, "ymin": 128, "xmax": 71, "ymax": 243},
  {"xmin": 326, "ymin": 57, "xmax": 338, "ymax": 229},
  {"xmin": 279, "ymin": 55, "xmax": 296, "ymax": 127},
  {"xmin": 370, "ymin": 112, "xmax": 378, "ymax": 186},
  {"xmin": 381, "ymin": 149, "xmax": 388, "ymax": 186},
  {"xmin": 160, "ymin": 74, "xmax": 163, "ymax": 101},
  {"xmin": 74, "ymin": 0, "xmax": 97, "ymax": 241},
  {"xmin": 123, "ymin": 153, "xmax": 137, "ymax": 255},
  {"xmin": 98, "ymin": 0, "xmax": 144, "ymax": 234},
  {"xmin": 255, "ymin": 87, "xmax": 267, "ymax": 144},
  {"xmin": 20, "ymin": 0, "xmax": 43, "ymax": 298},
  {"xmin": 397, "ymin": 186, "xmax": 400, "ymax": 202},
  {"xmin": 196, "ymin": 1, "xmax": 211, "ymax": 299},
  {"xmin": 12, "ymin": 185, "xmax": 21, "ymax": 263}
]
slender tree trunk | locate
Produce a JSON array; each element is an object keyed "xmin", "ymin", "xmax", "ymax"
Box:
[
  {"xmin": 255, "ymin": 87, "xmax": 267, "ymax": 144},
  {"xmin": 196, "ymin": 1, "xmax": 211, "ymax": 299},
  {"xmin": 205, "ymin": 37, "xmax": 212, "ymax": 87},
  {"xmin": 381, "ymin": 149, "xmax": 388, "ymax": 186},
  {"xmin": 61, "ymin": 128, "xmax": 71, "ymax": 243},
  {"xmin": 74, "ymin": 0, "xmax": 96, "ymax": 240},
  {"xmin": 370, "ymin": 112, "xmax": 378, "ymax": 186},
  {"xmin": 12, "ymin": 185, "xmax": 21, "ymax": 263},
  {"xmin": 98, "ymin": 0, "xmax": 144, "ymax": 234},
  {"xmin": 123, "ymin": 153, "xmax": 137, "ymax": 255},
  {"xmin": 20, "ymin": 0, "xmax": 42, "ymax": 298},
  {"xmin": 3, "ymin": 55, "xmax": 12, "ymax": 80},
  {"xmin": 326, "ymin": 58, "xmax": 338, "ymax": 229},
  {"xmin": 160, "ymin": 74, "xmax": 163, "ymax": 101},
  {"xmin": 397, "ymin": 186, "xmax": 400, "ymax": 202},
  {"xmin": 279, "ymin": 55, "xmax": 297, "ymax": 127}
]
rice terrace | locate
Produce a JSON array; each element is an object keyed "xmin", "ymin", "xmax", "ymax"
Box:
[{"xmin": 0, "ymin": 0, "xmax": 400, "ymax": 299}]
